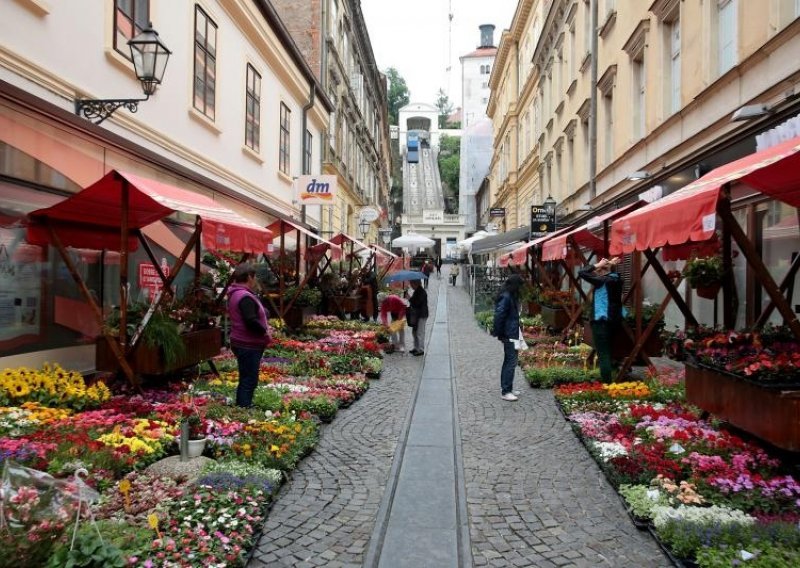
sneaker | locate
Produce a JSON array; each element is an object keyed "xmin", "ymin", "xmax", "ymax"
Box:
[
  {"xmin": 397, "ymin": 347, "xmax": 405, "ymax": 353},
  {"xmin": 412, "ymin": 350, "xmax": 424, "ymax": 357},
  {"xmin": 513, "ymin": 390, "xmax": 521, "ymax": 396},
  {"xmin": 501, "ymin": 393, "xmax": 519, "ymax": 401}
]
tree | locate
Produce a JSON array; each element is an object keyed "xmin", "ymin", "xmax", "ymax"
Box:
[
  {"xmin": 437, "ymin": 134, "xmax": 461, "ymax": 213},
  {"xmin": 385, "ymin": 68, "xmax": 410, "ymax": 126},
  {"xmin": 435, "ymin": 89, "xmax": 454, "ymax": 128}
]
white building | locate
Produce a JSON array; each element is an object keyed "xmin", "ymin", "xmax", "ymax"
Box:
[
  {"xmin": 460, "ymin": 25, "xmax": 497, "ymax": 129},
  {"xmin": 0, "ymin": 1, "xmax": 332, "ymax": 371}
]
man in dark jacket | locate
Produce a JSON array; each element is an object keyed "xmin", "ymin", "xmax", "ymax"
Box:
[
  {"xmin": 579, "ymin": 257, "xmax": 623, "ymax": 382},
  {"xmin": 408, "ymin": 280, "xmax": 429, "ymax": 356}
]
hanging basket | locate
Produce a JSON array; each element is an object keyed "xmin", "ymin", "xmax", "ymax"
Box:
[{"xmin": 693, "ymin": 281, "xmax": 721, "ymax": 299}]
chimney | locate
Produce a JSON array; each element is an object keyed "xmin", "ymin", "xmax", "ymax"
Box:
[{"xmin": 479, "ymin": 24, "xmax": 495, "ymax": 48}]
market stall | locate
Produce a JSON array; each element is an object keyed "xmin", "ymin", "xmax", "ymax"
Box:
[
  {"xmin": 26, "ymin": 169, "xmax": 273, "ymax": 386},
  {"xmin": 609, "ymin": 135, "xmax": 800, "ymax": 450}
]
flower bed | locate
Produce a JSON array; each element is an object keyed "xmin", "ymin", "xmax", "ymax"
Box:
[
  {"xmin": 0, "ymin": 319, "xmax": 387, "ymax": 567},
  {"xmin": 554, "ymin": 368, "xmax": 800, "ymax": 567}
]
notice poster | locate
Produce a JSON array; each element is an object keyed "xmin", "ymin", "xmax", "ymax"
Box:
[
  {"xmin": 138, "ymin": 260, "xmax": 171, "ymax": 301},
  {"xmin": 0, "ymin": 227, "xmax": 43, "ymax": 344}
]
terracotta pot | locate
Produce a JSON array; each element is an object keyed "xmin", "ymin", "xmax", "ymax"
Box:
[{"xmin": 694, "ymin": 281, "xmax": 721, "ymax": 299}]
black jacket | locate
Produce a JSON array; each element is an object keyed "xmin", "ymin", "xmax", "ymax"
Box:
[
  {"xmin": 578, "ymin": 265, "xmax": 623, "ymax": 322},
  {"xmin": 409, "ymin": 286, "xmax": 429, "ymax": 319},
  {"xmin": 492, "ymin": 291, "xmax": 520, "ymax": 339}
]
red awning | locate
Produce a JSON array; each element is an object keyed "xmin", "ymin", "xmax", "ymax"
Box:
[
  {"xmin": 610, "ymin": 135, "xmax": 800, "ymax": 254},
  {"xmin": 27, "ymin": 170, "xmax": 272, "ymax": 253},
  {"xmin": 370, "ymin": 243, "xmax": 399, "ymax": 259},
  {"xmin": 497, "ymin": 228, "xmax": 571, "ymax": 267},
  {"xmin": 266, "ymin": 219, "xmax": 341, "ymax": 251},
  {"xmin": 329, "ymin": 232, "xmax": 371, "ymax": 260},
  {"xmin": 541, "ymin": 202, "xmax": 643, "ymax": 261}
]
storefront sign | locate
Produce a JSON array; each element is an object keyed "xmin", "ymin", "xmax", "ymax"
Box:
[
  {"xmin": 358, "ymin": 207, "xmax": 380, "ymax": 223},
  {"xmin": 139, "ymin": 261, "xmax": 170, "ymax": 300},
  {"xmin": 422, "ymin": 210, "xmax": 444, "ymax": 223},
  {"xmin": 489, "ymin": 207, "xmax": 506, "ymax": 218},
  {"xmin": 530, "ymin": 204, "xmax": 555, "ymax": 237},
  {"xmin": 295, "ymin": 175, "xmax": 338, "ymax": 205}
]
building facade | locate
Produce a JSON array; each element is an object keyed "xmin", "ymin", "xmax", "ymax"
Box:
[
  {"xmin": 489, "ymin": 0, "xmax": 800, "ymax": 328},
  {"xmin": 272, "ymin": 0, "xmax": 392, "ymax": 243},
  {"xmin": 0, "ymin": 0, "xmax": 333, "ymax": 370}
]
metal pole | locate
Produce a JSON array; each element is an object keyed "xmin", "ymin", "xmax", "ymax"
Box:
[{"xmin": 588, "ymin": 0, "xmax": 599, "ymax": 201}]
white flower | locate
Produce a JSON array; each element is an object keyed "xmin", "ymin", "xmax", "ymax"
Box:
[
  {"xmin": 652, "ymin": 504, "xmax": 756, "ymax": 530},
  {"xmin": 592, "ymin": 441, "xmax": 628, "ymax": 462}
]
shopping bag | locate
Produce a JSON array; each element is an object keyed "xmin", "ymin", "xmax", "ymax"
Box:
[
  {"xmin": 388, "ymin": 318, "xmax": 406, "ymax": 334},
  {"xmin": 512, "ymin": 328, "xmax": 528, "ymax": 351}
]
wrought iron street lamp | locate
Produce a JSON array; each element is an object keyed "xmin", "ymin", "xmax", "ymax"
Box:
[
  {"xmin": 75, "ymin": 24, "xmax": 171, "ymax": 124},
  {"xmin": 379, "ymin": 228, "xmax": 392, "ymax": 246},
  {"xmin": 358, "ymin": 219, "xmax": 371, "ymax": 240},
  {"xmin": 544, "ymin": 194, "xmax": 557, "ymax": 230}
]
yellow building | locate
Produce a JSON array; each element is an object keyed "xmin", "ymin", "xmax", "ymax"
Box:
[{"xmin": 490, "ymin": 0, "xmax": 800, "ymax": 227}]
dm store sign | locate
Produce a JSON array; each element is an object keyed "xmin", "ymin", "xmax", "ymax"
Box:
[{"xmin": 295, "ymin": 175, "xmax": 338, "ymax": 205}]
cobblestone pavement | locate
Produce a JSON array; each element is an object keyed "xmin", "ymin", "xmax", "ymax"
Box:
[
  {"xmin": 449, "ymin": 285, "xmax": 671, "ymax": 568},
  {"xmin": 249, "ymin": 282, "xmax": 441, "ymax": 567}
]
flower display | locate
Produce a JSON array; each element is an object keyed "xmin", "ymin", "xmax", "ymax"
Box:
[{"xmin": 0, "ymin": 364, "xmax": 110, "ymax": 409}]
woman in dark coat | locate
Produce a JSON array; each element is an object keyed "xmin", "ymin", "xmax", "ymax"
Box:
[
  {"xmin": 492, "ymin": 274, "xmax": 524, "ymax": 401},
  {"xmin": 408, "ymin": 279, "xmax": 429, "ymax": 356}
]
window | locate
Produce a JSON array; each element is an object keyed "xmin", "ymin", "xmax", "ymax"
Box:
[
  {"xmin": 717, "ymin": 0, "xmax": 737, "ymax": 75},
  {"xmin": 569, "ymin": 26, "xmax": 577, "ymax": 81},
  {"xmin": 114, "ymin": 0, "xmax": 149, "ymax": 58},
  {"xmin": 193, "ymin": 6, "xmax": 217, "ymax": 120},
  {"xmin": 566, "ymin": 136, "xmax": 575, "ymax": 193},
  {"xmin": 669, "ymin": 18, "xmax": 681, "ymax": 113},
  {"xmin": 603, "ymin": 92, "xmax": 613, "ymax": 165},
  {"xmin": 582, "ymin": 118, "xmax": 590, "ymax": 180},
  {"xmin": 245, "ymin": 64, "xmax": 261, "ymax": 152},
  {"xmin": 485, "ymin": 65, "xmax": 491, "ymax": 75},
  {"xmin": 632, "ymin": 54, "xmax": 645, "ymax": 140},
  {"xmin": 584, "ymin": 2, "xmax": 591, "ymax": 53},
  {"xmin": 279, "ymin": 103, "xmax": 291, "ymax": 175},
  {"xmin": 303, "ymin": 130, "xmax": 313, "ymax": 174}
]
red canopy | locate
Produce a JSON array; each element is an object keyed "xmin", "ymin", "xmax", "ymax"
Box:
[
  {"xmin": 329, "ymin": 233, "xmax": 371, "ymax": 260},
  {"xmin": 497, "ymin": 228, "xmax": 571, "ymax": 267},
  {"xmin": 266, "ymin": 219, "xmax": 341, "ymax": 251},
  {"xmin": 610, "ymin": 135, "xmax": 800, "ymax": 254},
  {"xmin": 27, "ymin": 170, "xmax": 272, "ymax": 253},
  {"xmin": 541, "ymin": 202, "xmax": 643, "ymax": 261}
]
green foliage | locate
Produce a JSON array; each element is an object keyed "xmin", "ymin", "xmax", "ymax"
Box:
[
  {"xmin": 619, "ymin": 484, "xmax": 670, "ymax": 521},
  {"xmin": 695, "ymin": 542, "xmax": 800, "ymax": 568},
  {"xmin": 386, "ymin": 67, "xmax": 410, "ymax": 125},
  {"xmin": 475, "ymin": 310, "xmax": 494, "ymax": 332},
  {"xmin": 46, "ymin": 528, "xmax": 128, "ymax": 568},
  {"xmin": 283, "ymin": 285, "xmax": 322, "ymax": 308},
  {"xmin": 524, "ymin": 366, "xmax": 602, "ymax": 388},
  {"xmin": 438, "ymin": 134, "xmax": 461, "ymax": 206},
  {"xmin": 435, "ymin": 88, "xmax": 454, "ymax": 128},
  {"xmin": 284, "ymin": 395, "xmax": 339, "ymax": 423},
  {"xmin": 141, "ymin": 311, "xmax": 185, "ymax": 368},
  {"xmin": 683, "ymin": 255, "xmax": 724, "ymax": 287}
]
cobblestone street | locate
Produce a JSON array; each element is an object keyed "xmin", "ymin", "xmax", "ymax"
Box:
[{"xmin": 251, "ymin": 279, "xmax": 670, "ymax": 567}]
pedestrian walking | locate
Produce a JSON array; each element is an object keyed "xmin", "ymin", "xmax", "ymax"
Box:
[
  {"xmin": 491, "ymin": 274, "xmax": 524, "ymax": 401},
  {"xmin": 435, "ymin": 256, "xmax": 443, "ymax": 279},
  {"xmin": 421, "ymin": 260, "xmax": 433, "ymax": 288},
  {"xmin": 227, "ymin": 263, "xmax": 272, "ymax": 407},
  {"xmin": 579, "ymin": 257, "xmax": 623, "ymax": 382},
  {"xmin": 449, "ymin": 262, "xmax": 460, "ymax": 286},
  {"xmin": 407, "ymin": 279, "xmax": 429, "ymax": 356},
  {"xmin": 378, "ymin": 292, "xmax": 407, "ymax": 353}
]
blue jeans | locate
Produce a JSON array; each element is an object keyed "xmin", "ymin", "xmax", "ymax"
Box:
[
  {"xmin": 233, "ymin": 346, "xmax": 263, "ymax": 407},
  {"xmin": 500, "ymin": 339, "xmax": 518, "ymax": 394}
]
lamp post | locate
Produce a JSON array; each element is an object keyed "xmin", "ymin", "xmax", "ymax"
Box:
[
  {"xmin": 544, "ymin": 193, "xmax": 557, "ymax": 230},
  {"xmin": 358, "ymin": 219, "xmax": 370, "ymax": 242},
  {"xmin": 75, "ymin": 24, "xmax": 171, "ymax": 124}
]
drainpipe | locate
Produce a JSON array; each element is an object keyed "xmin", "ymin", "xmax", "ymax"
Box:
[
  {"xmin": 301, "ymin": 85, "xmax": 316, "ymax": 224},
  {"xmin": 588, "ymin": 0, "xmax": 599, "ymax": 201}
]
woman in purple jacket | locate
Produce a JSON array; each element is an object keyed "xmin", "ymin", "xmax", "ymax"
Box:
[{"xmin": 227, "ymin": 263, "xmax": 271, "ymax": 407}]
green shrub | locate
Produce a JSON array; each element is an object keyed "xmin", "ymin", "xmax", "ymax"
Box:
[{"xmin": 524, "ymin": 366, "xmax": 602, "ymax": 388}]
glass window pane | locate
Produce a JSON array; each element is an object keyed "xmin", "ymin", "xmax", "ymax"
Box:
[{"xmin": 134, "ymin": 0, "xmax": 149, "ymax": 28}]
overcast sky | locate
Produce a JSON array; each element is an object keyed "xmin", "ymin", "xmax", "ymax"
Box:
[{"xmin": 360, "ymin": 0, "xmax": 519, "ymax": 108}]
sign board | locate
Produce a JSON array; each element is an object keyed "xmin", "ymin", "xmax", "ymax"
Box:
[
  {"xmin": 295, "ymin": 175, "xmax": 337, "ymax": 205},
  {"xmin": 530, "ymin": 204, "xmax": 556, "ymax": 237},
  {"xmin": 489, "ymin": 207, "xmax": 506, "ymax": 218},
  {"xmin": 358, "ymin": 207, "xmax": 380, "ymax": 223},
  {"xmin": 139, "ymin": 260, "xmax": 170, "ymax": 301},
  {"xmin": 422, "ymin": 209, "xmax": 444, "ymax": 224},
  {"xmin": 638, "ymin": 185, "xmax": 663, "ymax": 203}
]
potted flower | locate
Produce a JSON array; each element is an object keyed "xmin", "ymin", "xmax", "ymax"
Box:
[
  {"xmin": 186, "ymin": 414, "xmax": 208, "ymax": 458},
  {"xmin": 281, "ymin": 285, "xmax": 323, "ymax": 329},
  {"xmin": 520, "ymin": 282, "xmax": 541, "ymax": 316},
  {"xmin": 683, "ymin": 255, "xmax": 724, "ymax": 299}
]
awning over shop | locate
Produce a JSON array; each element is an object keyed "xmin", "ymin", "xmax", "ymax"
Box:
[
  {"xmin": 329, "ymin": 232, "xmax": 372, "ymax": 260},
  {"xmin": 541, "ymin": 201, "xmax": 643, "ymax": 261},
  {"xmin": 267, "ymin": 219, "xmax": 341, "ymax": 250},
  {"xmin": 497, "ymin": 227, "xmax": 571, "ymax": 267},
  {"xmin": 610, "ymin": 135, "xmax": 800, "ymax": 254},
  {"xmin": 27, "ymin": 169, "xmax": 273, "ymax": 253},
  {"xmin": 470, "ymin": 225, "xmax": 532, "ymax": 255}
]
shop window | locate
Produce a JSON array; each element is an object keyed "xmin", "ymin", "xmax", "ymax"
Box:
[
  {"xmin": 114, "ymin": 0, "xmax": 149, "ymax": 59},
  {"xmin": 245, "ymin": 64, "xmax": 261, "ymax": 152},
  {"xmin": 193, "ymin": 5, "xmax": 217, "ymax": 120},
  {"xmin": 303, "ymin": 130, "xmax": 313, "ymax": 174},
  {"xmin": 279, "ymin": 103, "xmax": 291, "ymax": 175},
  {"xmin": 0, "ymin": 142, "xmax": 80, "ymax": 194},
  {"xmin": 759, "ymin": 201, "xmax": 797, "ymax": 326}
]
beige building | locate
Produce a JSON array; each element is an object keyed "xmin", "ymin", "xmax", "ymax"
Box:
[
  {"xmin": 489, "ymin": 0, "xmax": 800, "ymax": 228},
  {"xmin": 0, "ymin": 0, "xmax": 333, "ymax": 370}
]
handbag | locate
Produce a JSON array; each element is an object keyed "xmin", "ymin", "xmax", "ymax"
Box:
[
  {"xmin": 512, "ymin": 327, "xmax": 528, "ymax": 351},
  {"xmin": 406, "ymin": 307, "xmax": 419, "ymax": 328}
]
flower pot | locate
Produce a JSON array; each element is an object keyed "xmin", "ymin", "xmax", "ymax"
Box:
[
  {"xmin": 693, "ymin": 281, "xmax": 721, "ymax": 299},
  {"xmin": 540, "ymin": 305, "xmax": 570, "ymax": 331},
  {"xmin": 283, "ymin": 305, "xmax": 316, "ymax": 329},
  {"xmin": 526, "ymin": 301, "xmax": 541, "ymax": 316},
  {"xmin": 685, "ymin": 363, "xmax": 800, "ymax": 451},
  {"xmin": 186, "ymin": 437, "xmax": 207, "ymax": 459}
]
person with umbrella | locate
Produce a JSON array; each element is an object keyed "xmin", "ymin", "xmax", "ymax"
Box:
[{"xmin": 407, "ymin": 279, "xmax": 429, "ymax": 356}]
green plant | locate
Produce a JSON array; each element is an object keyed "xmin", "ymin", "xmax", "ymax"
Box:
[
  {"xmin": 683, "ymin": 255, "xmax": 724, "ymax": 287},
  {"xmin": 141, "ymin": 311, "xmax": 185, "ymax": 368},
  {"xmin": 283, "ymin": 285, "xmax": 322, "ymax": 308},
  {"xmin": 619, "ymin": 484, "xmax": 670, "ymax": 521},
  {"xmin": 524, "ymin": 366, "xmax": 602, "ymax": 388},
  {"xmin": 46, "ymin": 530, "xmax": 127, "ymax": 568},
  {"xmin": 624, "ymin": 301, "xmax": 665, "ymax": 334}
]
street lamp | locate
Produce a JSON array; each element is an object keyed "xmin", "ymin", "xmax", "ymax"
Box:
[
  {"xmin": 544, "ymin": 194, "xmax": 557, "ymax": 230},
  {"xmin": 379, "ymin": 228, "xmax": 392, "ymax": 246},
  {"xmin": 75, "ymin": 23, "xmax": 171, "ymax": 125},
  {"xmin": 358, "ymin": 219, "xmax": 371, "ymax": 240}
]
